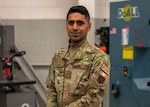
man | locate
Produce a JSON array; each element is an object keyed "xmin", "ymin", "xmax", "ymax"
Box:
[{"xmin": 46, "ymin": 5, "xmax": 110, "ymax": 107}]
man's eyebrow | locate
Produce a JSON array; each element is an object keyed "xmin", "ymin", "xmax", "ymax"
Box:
[
  {"xmin": 77, "ymin": 20, "xmax": 84, "ymax": 22},
  {"xmin": 68, "ymin": 19, "xmax": 84, "ymax": 22}
]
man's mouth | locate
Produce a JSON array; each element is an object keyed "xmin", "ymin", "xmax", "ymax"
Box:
[{"xmin": 71, "ymin": 32, "xmax": 80, "ymax": 36}]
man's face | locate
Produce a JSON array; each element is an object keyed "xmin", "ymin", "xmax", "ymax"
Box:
[{"xmin": 66, "ymin": 12, "xmax": 91, "ymax": 43}]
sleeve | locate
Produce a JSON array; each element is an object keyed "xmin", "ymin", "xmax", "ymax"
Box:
[
  {"xmin": 67, "ymin": 53, "xmax": 110, "ymax": 107},
  {"xmin": 46, "ymin": 58, "xmax": 58, "ymax": 107}
]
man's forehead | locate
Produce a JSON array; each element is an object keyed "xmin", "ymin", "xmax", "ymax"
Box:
[{"xmin": 67, "ymin": 13, "xmax": 88, "ymax": 21}]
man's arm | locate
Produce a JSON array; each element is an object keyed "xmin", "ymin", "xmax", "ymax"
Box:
[{"xmin": 46, "ymin": 64, "xmax": 58, "ymax": 107}]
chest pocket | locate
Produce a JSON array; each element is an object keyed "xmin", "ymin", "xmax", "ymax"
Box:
[
  {"xmin": 54, "ymin": 68, "xmax": 64, "ymax": 92},
  {"xmin": 69, "ymin": 60, "xmax": 92, "ymax": 96}
]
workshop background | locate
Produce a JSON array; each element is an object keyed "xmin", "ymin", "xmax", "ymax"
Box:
[{"xmin": 0, "ymin": 0, "xmax": 131, "ymax": 107}]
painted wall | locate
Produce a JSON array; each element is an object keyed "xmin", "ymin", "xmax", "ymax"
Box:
[{"xmin": 0, "ymin": 0, "xmax": 77, "ymax": 19}]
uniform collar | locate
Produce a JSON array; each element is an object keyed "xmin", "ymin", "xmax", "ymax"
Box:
[{"xmin": 62, "ymin": 39, "xmax": 90, "ymax": 60}]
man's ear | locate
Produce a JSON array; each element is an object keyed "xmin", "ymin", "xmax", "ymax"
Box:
[{"xmin": 88, "ymin": 22, "xmax": 92, "ymax": 31}]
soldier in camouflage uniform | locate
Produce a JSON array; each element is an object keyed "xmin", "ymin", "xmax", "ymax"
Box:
[{"xmin": 46, "ymin": 5, "xmax": 110, "ymax": 107}]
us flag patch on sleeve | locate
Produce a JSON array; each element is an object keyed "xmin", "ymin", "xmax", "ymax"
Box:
[
  {"xmin": 101, "ymin": 63, "xmax": 109, "ymax": 75},
  {"xmin": 100, "ymin": 71, "xmax": 107, "ymax": 78}
]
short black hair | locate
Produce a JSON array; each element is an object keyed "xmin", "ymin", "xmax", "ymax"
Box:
[{"xmin": 66, "ymin": 5, "xmax": 90, "ymax": 21}]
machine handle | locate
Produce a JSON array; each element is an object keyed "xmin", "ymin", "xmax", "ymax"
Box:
[
  {"xmin": 10, "ymin": 51, "xmax": 26, "ymax": 61},
  {"xmin": 111, "ymin": 81, "xmax": 120, "ymax": 98},
  {"xmin": 3, "ymin": 51, "xmax": 26, "ymax": 80}
]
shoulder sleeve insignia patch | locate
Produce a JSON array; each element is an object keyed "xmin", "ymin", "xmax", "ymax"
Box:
[{"xmin": 97, "ymin": 71, "xmax": 107, "ymax": 83}]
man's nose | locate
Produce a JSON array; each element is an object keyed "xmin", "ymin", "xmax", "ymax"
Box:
[{"xmin": 72, "ymin": 23, "xmax": 78, "ymax": 29}]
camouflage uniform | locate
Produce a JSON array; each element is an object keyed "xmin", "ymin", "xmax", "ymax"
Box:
[{"xmin": 46, "ymin": 39, "xmax": 110, "ymax": 107}]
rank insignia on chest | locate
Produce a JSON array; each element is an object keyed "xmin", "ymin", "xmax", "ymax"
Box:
[{"xmin": 65, "ymin": 71, "xmax": 72, "ymax": 79}]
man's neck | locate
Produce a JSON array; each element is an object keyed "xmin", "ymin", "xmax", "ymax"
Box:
[{"xmin": 69, "ymin": 38, "xmax": 86, "ymax": 50}]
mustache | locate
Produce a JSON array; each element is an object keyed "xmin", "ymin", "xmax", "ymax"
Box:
[{"xmin": 71, "ymin": 31, "xmax": 80, "ymax": 34}]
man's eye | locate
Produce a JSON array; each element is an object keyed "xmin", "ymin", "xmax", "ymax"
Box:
[
  {"xmin": 77, "ymin": 21, "xmax": 84, "ymax": 26},
  {"xmin": 68, "ymin": 21, "xmax": 74, "ymax": 25}
]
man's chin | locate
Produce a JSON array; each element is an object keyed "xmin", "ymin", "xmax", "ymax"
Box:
[
  {"xmin": 70, "ymin": 38, "xmax": 80, "ymax": 42},
  {"xmin": 70, "ymin": 38, "xmax": 85, "ymax": 43},
  {"xmin": 71, "ymin": 40, "xmax": 79, "ymax": 43}
]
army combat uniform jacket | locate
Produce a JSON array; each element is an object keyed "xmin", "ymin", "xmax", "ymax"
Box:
[{"xmin": 46, "ymin": 39, "xmax": 110, "ymax": 107}]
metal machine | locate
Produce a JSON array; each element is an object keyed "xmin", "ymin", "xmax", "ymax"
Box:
[
  {"xmin": 0, "ymin": 25, "xmax": 37, "ymax": 107},
  {"xmin": 95, "ymin": 27, "xmax": 109, "ymax": 54},
  {"xmin": 109, "ymin": 0, "xmax": 150, "ymax": 107}
]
